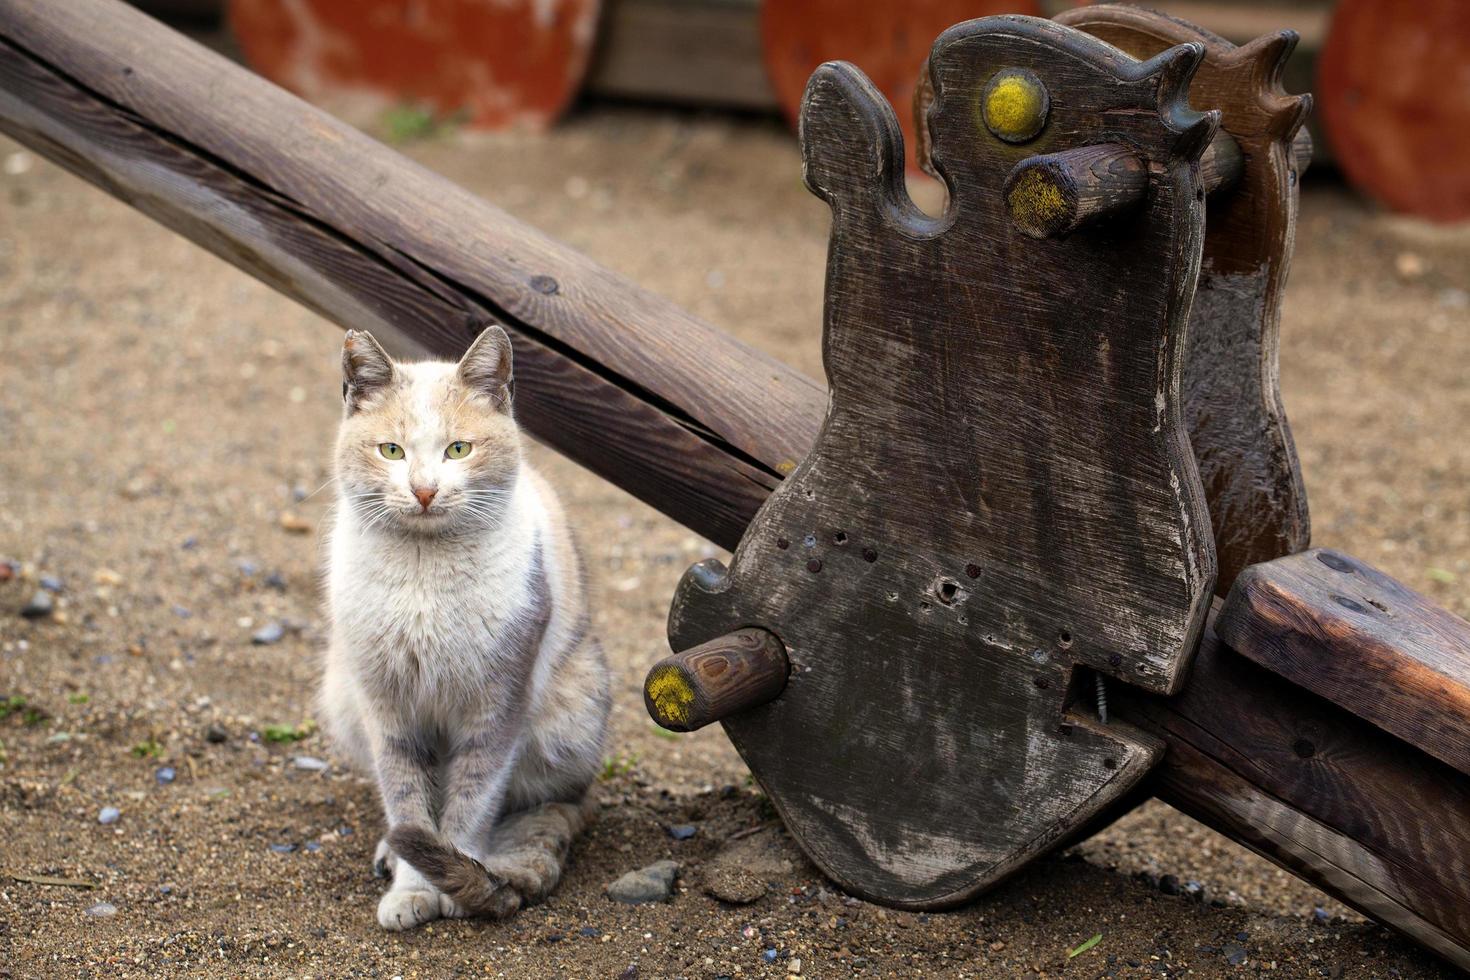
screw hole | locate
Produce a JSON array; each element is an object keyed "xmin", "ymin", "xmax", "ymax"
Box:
[
  {"xmin": 1293, "ymin": 738, "xmax": 1316, "ymax": 759},
  {"xmin": 862, "ymin": 548, "xmax": 878, "ymax": 563},
  {"xmin": 833, "ymin": 530, "xmax": 848, "ymax": 546},
  {"xmin": 1103, "ymin": 757, "xmax": 1118, "ymax": 770},
  {"xmin": 938, "ymin": 580, "xmax": 959, "ymax": 604},
  {"xmin": 1057, "ymin": 630, "xmax": 1073, "ymax": 649},
  {"xmin": 964, "ymin": 562, "xmax": 981, "ymax": 579},
  {"xmin": 776, "ymin": 537, "xmax": 789, "ymax": 550}
]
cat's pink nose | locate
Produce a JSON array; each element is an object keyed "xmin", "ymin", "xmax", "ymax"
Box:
[{"xmin": 413, "ymin": 487, "xmax": 437, "ymax": 511}]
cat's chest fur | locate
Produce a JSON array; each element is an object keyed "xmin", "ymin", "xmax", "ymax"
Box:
[{"xmin": 329, "ymin": 506, "xmax": 541, "ymax": 711}]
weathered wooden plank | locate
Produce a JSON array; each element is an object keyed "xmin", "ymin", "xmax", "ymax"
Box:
[
  {"xmin": 1058, "ymin": 6, "xmax": 1313, "ymax": 594},
  {"xmin": 667, "ymin": 18, "xmax": 1214, "ymax": 907},
  {"xmin": 1120, "ymin": 615, "xmax": 1470, "ymax": 972},
  {"xmin": 0, "ymin": 0, "xmax": 824, "ymax": 553},
  {"xmin": 1218, "ymin": 548, "xmax": 1470, "ymax": 779}
]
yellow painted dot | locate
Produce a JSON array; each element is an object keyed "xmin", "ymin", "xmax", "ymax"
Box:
[
  {"xmin": 982, "ymin": 69, "xmax": 1048, "ymax": 144},
  {"xmin": 1007, "ymin": 168, "xmax": 1067, "ymax": 232},
  {"xmin": 646, "ymin": 665, "xmax": 696, "ymax": 727}
]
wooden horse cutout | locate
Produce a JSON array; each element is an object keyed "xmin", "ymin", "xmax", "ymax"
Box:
[{"xmin": 663, "ymin": 17, "xmax": 1219, "ymax": 906}]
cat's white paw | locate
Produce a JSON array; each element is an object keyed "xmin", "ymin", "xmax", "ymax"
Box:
[
  {"xmin": 438, "ymin": 891, "xmax": 469, "ymax": 918},
  {"xmin": 377, "ymin": 887, "xmax": 441, "ymax": 930},
  {"xmin": 373, "ymin": 837, "xmax": 397, "ymax": 879}
]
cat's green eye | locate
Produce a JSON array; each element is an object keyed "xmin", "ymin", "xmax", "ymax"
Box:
[
  {"xmin": 378, "ymin": 443, "xmax": 405, "ymax": 460},
  {"xmin": 446, "ymin": 441, "xmax": 473, "ymax": 460}
]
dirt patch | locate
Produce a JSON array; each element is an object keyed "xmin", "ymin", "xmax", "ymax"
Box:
[{"xmin": 1, "ymin": 108, "xmax": 1466, "ymax": 978}]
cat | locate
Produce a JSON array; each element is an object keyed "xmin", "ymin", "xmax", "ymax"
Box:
[{"xmin": 319, "ymin": 325, "xmax": 610, "ymax": 930}]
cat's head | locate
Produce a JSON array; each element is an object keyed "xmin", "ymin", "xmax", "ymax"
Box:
[{"xmin": 335, "ymin": 326, "xmax": 521, "ymax": 535}]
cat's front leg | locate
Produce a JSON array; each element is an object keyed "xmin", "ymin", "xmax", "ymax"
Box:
[{"xmin": 368, "ymin": 724, "xmax": 445, "ymax": 930}]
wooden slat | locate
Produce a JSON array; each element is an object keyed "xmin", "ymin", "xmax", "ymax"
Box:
[
  {"xmin": 586, "ymin": 0, "xmax": 776, "ymax": 110},
  {"xmin": 0, "ymin": 0, "xmax": 824, "ymax": 553},
  {"xmin": 1120, "ymin": 614, "xmax": 1470, "ymax": 972},
  {"xmin": 1058, "ymin": 5, "xmax": 1313, "ymax": 595},
  {"xmin": 1218, "ymin": 549, "xmax": 1470, "ymax": 778}
]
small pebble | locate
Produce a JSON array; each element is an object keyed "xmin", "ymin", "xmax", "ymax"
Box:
[
  {"xmin": 251, "ymin": 621, "xmax": 285, "ymax": 645},
  {"xmin": 305, "ymin": 841, "xmax": 322, "ymax": 852},
  {"xmin": 85, "ymin": 901, "xmax": 117, "ymax": 918},
  {"xmin": 666, "ymin": 823, "xmax": 697, "ymax": 841},
  {"xmin": 204, "ymin": 724, "xmax": 229, "ymax": 743},
  {"xmin": 181, "ymin": 536, "xmax": 198, "ymax": 550},
  {"xmin": 269, "ymin": 842, "xmax": 297, "ymax": 854},
  {"xmin": 263, "ymin": 571, "xmax": 287, "ymax": 591},
  {"xmin": 579, "ymin": 926, "xmax": 601, "ymax": 938},
  {"xmin": 155, "ymin": 766, "xmax": 176, "ymax": 785},
  {"xmin": 172, "ymin": 605, "xmax": 192, "ymax": 619},
  {"xmin": 606, "ymin": 860, "xmax": 679, "ymax": 904},
  {"xmin": 292, "ymin": 755, "xmax": 329, "ymax": 772},
  {"xmin": 38, "ymin": 575, "xmax": 64, "ymax": 593},
  {"xmin": 98, "ymin": 806, "xmax": 121, "ymax": 825},
  {"xmin": 1313, "ymin": 906, "xmax": 1330, "ymax": 924},
  {"xmin": 336, "ymin": 825, "xmax": 354, "ymax": 836},
  {"xmin": 1223, "ymin": 942, "xmax": 1248, "ymax": 966},
  {"xmin": 236, "ymin": 559, "xmax": 259, "ymax": 577},
  {"xmin": 1158, "ymin": 873, "xmax": 1181, "ymax": 896},
  {"xmin": 762, "ymin": 948, "xmax": 779, "ymax": 962},
  {"xmin": 20, "ymin": 590, "xmax": 54, "ymax": 619}
]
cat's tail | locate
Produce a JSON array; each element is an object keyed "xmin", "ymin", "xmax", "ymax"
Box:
[{"xmin": 388, "ymin": 798, "xmax": 593, "ymax": 919}]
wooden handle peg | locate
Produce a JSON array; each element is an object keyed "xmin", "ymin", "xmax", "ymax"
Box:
[
  {"xmin": 644, "ymin": 628, "xmax": 790, "ymax": 732},
  {"xmin": 1005, "ymin": 132, "xmax": 1243, "ymax": 239}
]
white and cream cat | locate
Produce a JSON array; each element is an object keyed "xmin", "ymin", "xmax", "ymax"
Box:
[{"xmin": 320, "ymin": 326, "xmax": 609, "ymax": 930}]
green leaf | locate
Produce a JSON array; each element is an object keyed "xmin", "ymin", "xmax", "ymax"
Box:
[
  {"xmin": 1427, "ymin": 567, "xmax": 1458, "ymax": 584},
  {"xmin": 650, "ymin": 724, "xmax": 681, "ymax": 740},
  {"xmin": 1068, "ymin": 933, "xmax": 1103, "ymax": 959}
]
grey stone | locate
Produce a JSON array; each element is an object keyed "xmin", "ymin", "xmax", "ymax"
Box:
[
  {"xmin": 98, "ymin": 806, "xmax": 121, "ymax": 825},
  {"xmin": 606, "ymin": 859, "xmax": 679, "ymax": 904},
  {"xmin": 666, "ymin": 823, "xmax": 697, "ymax": 840},
  {"xmin": 85, "ymin": 901, "xmax": 117, "ymax": 918},
  {"xmin": 1223, "ymin": 943, "xmax": 1248, "ymax": 967},
  {"xmin": 292, "ymin": 755, "xmax": 329, "ymax": 772},
  {"xmin": 251, "ymin": 621, "xmax": 285, "ymax": 645},
  {"xmin": 20, "ymin": 589, "xmax": 53, "ymax": 618},
  {"xmin": 205, "ymin": 724, "xmax": 229, "ymax": 743},
  {"xmin": 38, "ymin": 575, "xmax": 63, "ymax": 593}
]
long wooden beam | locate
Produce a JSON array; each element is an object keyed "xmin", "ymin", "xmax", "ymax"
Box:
[
  {"xmin": 1, "ymin": 0, "xmax": 1466, "ymax": 968},
  {"xmin": 0, "ymin": 0, "xmax": 823, "ymax": 552}
]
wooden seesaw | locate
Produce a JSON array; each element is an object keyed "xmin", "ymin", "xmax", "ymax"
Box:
[{"xmin": 2, "ymin": 0, "xmax": 1469, "ymax": 967}]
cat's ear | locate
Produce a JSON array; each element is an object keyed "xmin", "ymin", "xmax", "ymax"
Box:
[
  {"xmin": 458, "ymin": 323, "xmax": 514, "ymax": 411},
  {"xmin": 341, "ymin": 330, "xmax": 396, "ymax": 413}
]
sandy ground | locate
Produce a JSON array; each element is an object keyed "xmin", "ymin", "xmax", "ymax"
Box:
[{"xmin": 1, "ymin": 106, "xmax": 1468, "ymax": 979}]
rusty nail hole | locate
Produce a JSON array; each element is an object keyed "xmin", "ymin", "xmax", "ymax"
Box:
[
  {"xmin": 1103, "ymin": 757, "xmax": 1118, "ymax": 770},
  {"xmin": 833, "ymin": 530, "xmax": 848, "ymax": 546},
  {"xmin": 1293, "ymin": 738, "xmax": 1316, "ymax": 759},
  {"xmin": 1367, "ymin": 598, "xmax": 1389, "ymax": 613},
  {"xmin": 806, "ymin": 559, "xmax": 823, "ymax": 573},
  {"xmin": 1057, "ymin": 630, "xmax": 1073, "ymax": 649},
  {"xmin": 862, "ymin": 548, "xmax": 878, "ymax": 563},
  {"xmin": 776, "ymin": 537, "xmax": 789, "ymax": 550},
  {"xmin": 1108, "ymin": 653, "xmax": 1122, "ymax": 668},
  {"xmin": 938, "ymin": 580, "xmax": 959, "ymax": 604},
  {"xmin": 1317, "ymin": 552, "xmax": 1356, "ymax": 574},
  {"xmin": 530, "ymin": 275, "xmax": 559, "ymax": 295},
  {"xmin": 965, "ymin": 563, "xmax": 981, "ymax": 579},
  {"xmin": 1033, "ymin": 677, "xmax": 1049, "ymax": 689}
]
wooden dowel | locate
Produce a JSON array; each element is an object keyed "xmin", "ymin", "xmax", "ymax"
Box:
[
  {"xmin": 644, "ymin": 628, "xmax": 789, "ymax": 732},
  {"xmin": 1292, "ymin": 126, "xmax": 1313, "ymax": 178},
  {"xmin": 1005, "ymin": 132, "xmax": 1243, "ymax": 239},
  {"xmin": 1200, "ymin": 130, "xmax": 1243, "ymax": 195}
]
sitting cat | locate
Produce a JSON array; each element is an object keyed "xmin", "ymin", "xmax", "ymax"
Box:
[{"xmin": 320, "ymin": 326, "xmax": 609, "ymax": 930}]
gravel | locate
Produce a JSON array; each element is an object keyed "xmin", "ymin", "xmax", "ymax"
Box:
[
  {"xmin": 250, "ymin": 620, "xmax": 286, "ymax": 645},
  {"xmin": 97, "ymin": 806, "xmax": 121, "ymax": 825}
]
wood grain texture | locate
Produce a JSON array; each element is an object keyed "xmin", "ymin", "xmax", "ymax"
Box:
[
  {"xmin": 644, "ymin": 627, "xmax": 789, "ymax": 733},
  {"xmin": 1219, "ymin": 548, "xmax": 1470, "ymax": 779},
  {"xmin": 668, "ymin": 16, "xmax": 1215, "ymax": 907},
  {"xmin": 1119, "ymin": 612, "xmax": 1470, "ymax": 972},
  {"xmin": 0, "ymin": 0, "xmax": 824, "ymax": 552},
  {"xmin": 1058, "ymin": 5, "xmax": 1312, "ymax": 594}
]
